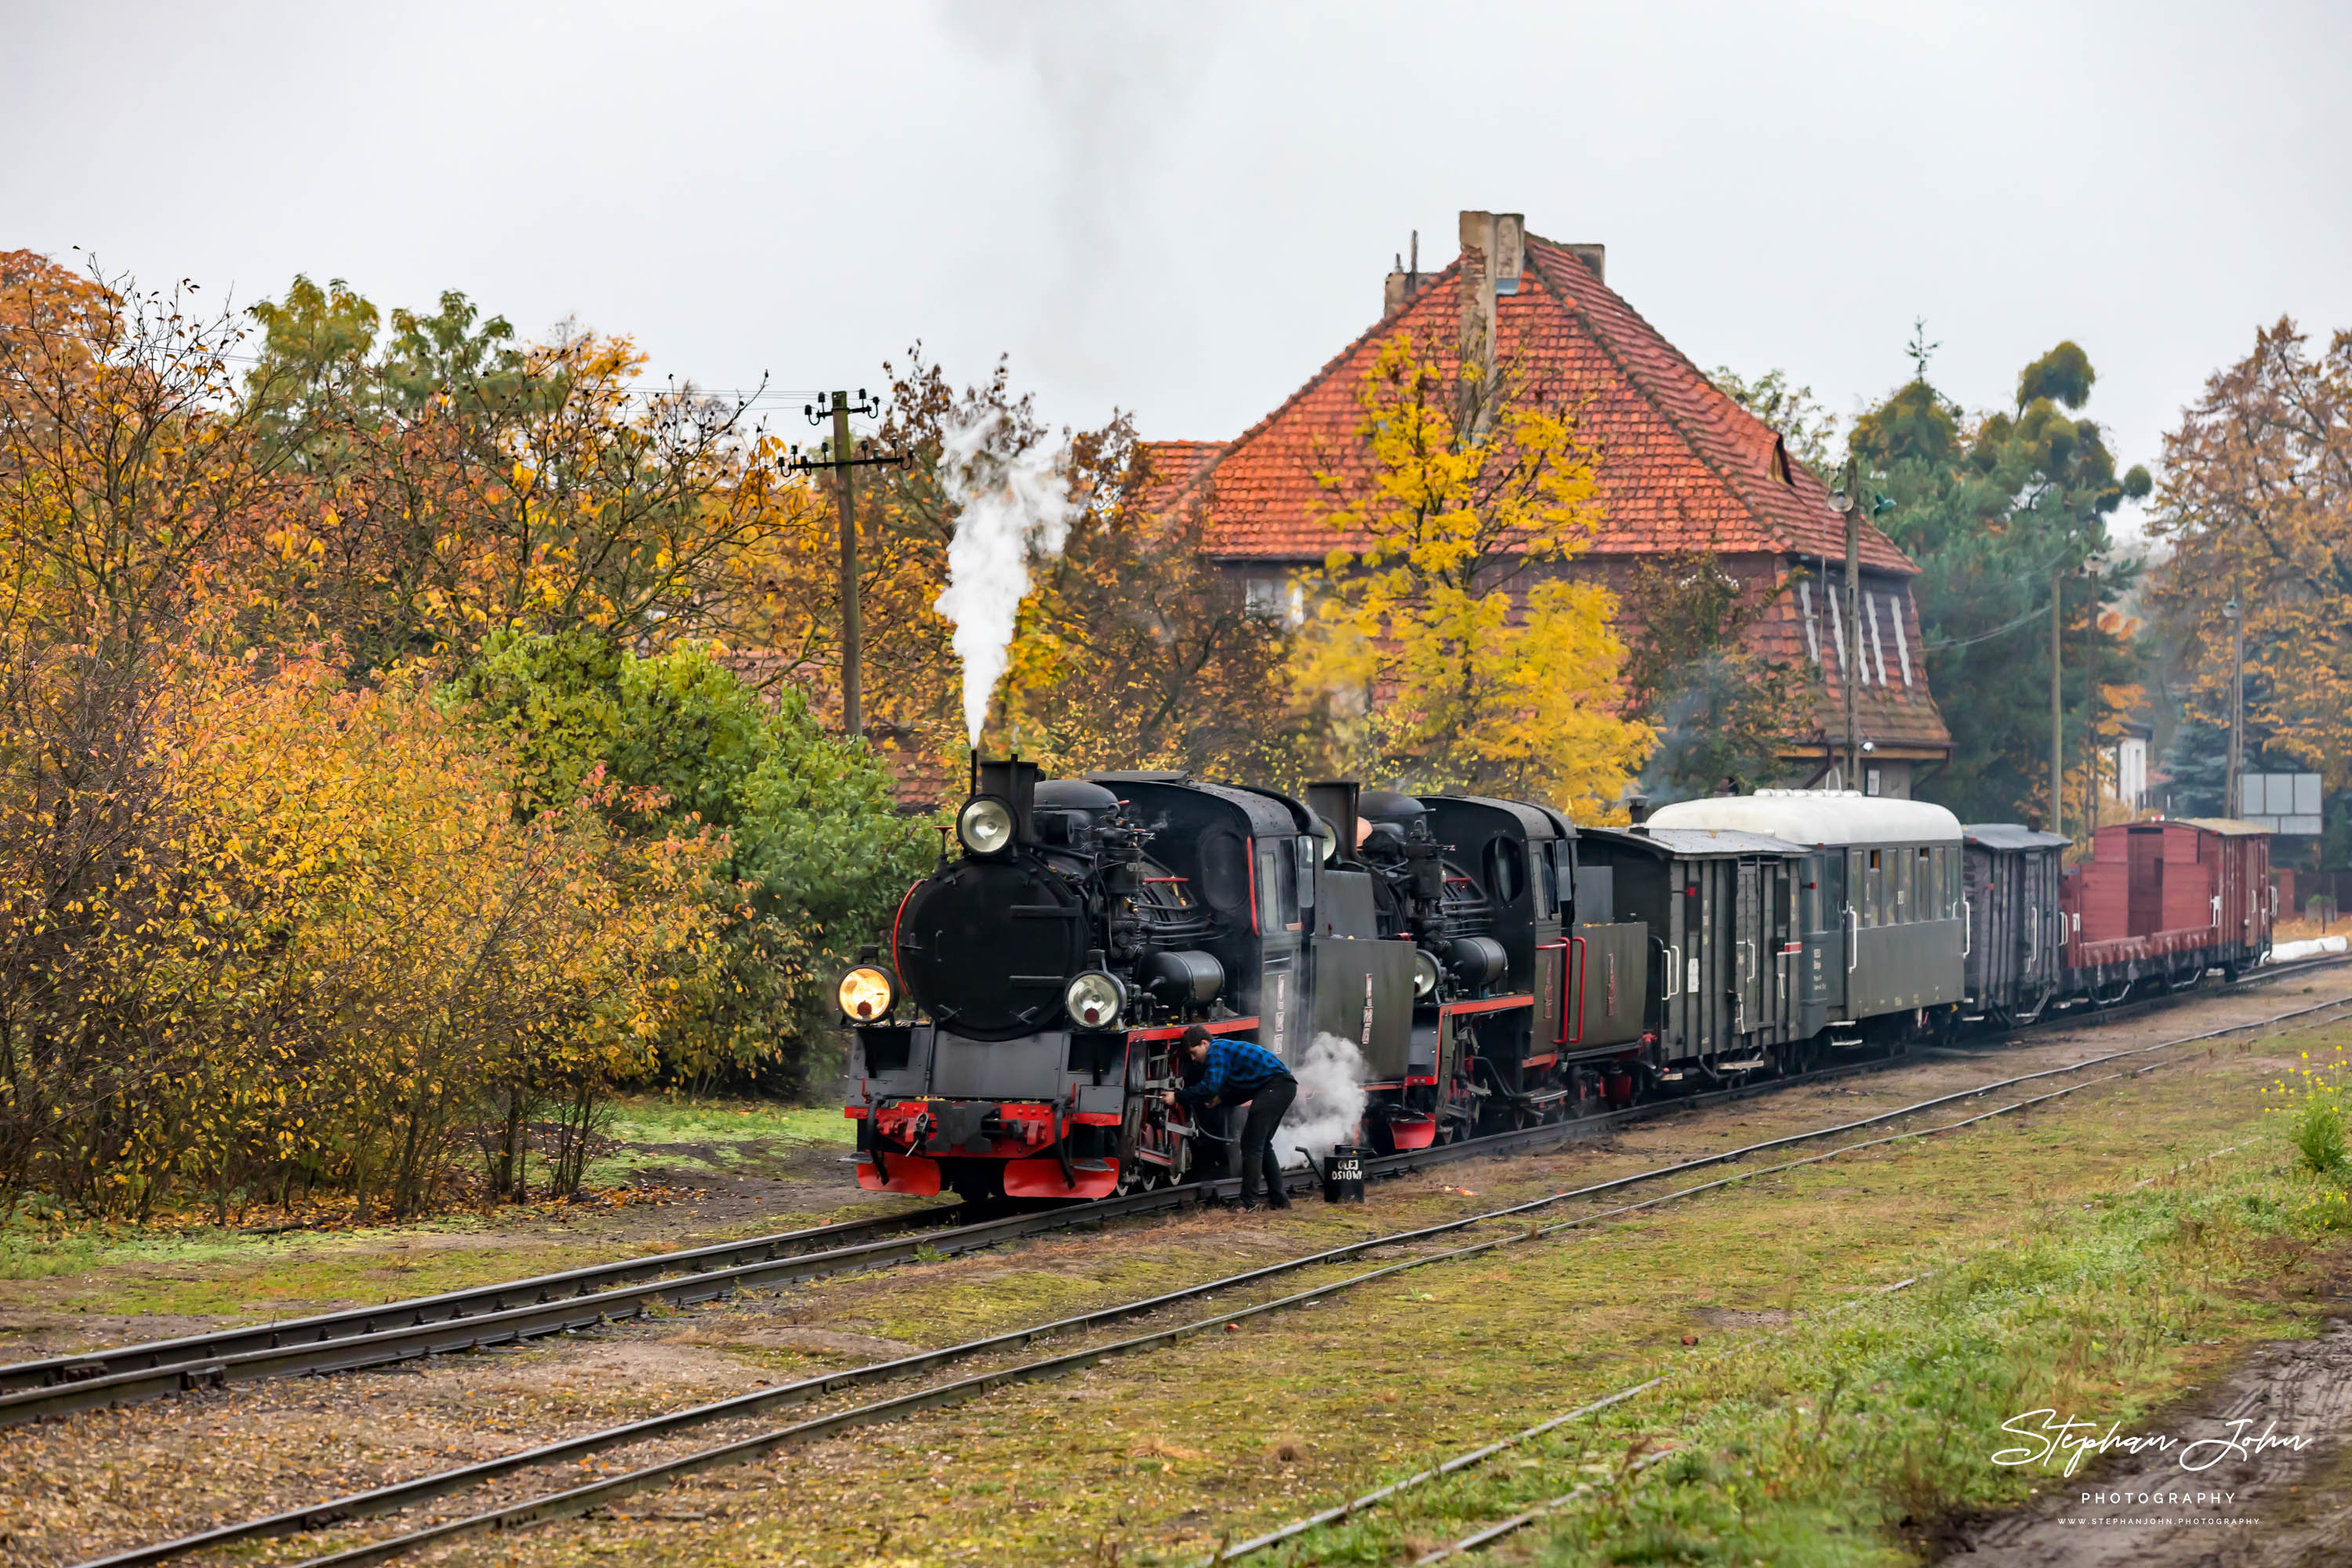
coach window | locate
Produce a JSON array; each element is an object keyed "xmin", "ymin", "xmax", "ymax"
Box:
[{"xmin": 1864, "ymin": 848, "xmax": 1882, "ymax": 927}]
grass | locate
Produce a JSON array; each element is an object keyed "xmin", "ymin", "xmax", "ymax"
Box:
[
  {"xmin": 421, "ymin": 1018, "xmax": 2352, "ymax": 1567},
  {"xmin": 1279, "ymin": 1149, "xmax": 2326, "ymax": 1566},
  {"xmin": 581, "ymin": 1093, "xmax": 854, "ymax": 1188},
  {"xmin": 0, "ymin": 1094, "xmax": 862, "ymax": 1327}
]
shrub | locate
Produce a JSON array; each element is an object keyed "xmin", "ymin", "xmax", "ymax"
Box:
[{"xmin": 444, "ymin": 630, "xmax": 930, "ymax": 1097}]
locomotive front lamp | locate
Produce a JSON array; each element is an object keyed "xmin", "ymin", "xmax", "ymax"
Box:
[
  {"xmin": 1064, "ymin": 971, "xmax": 1127, "ymax": 1029},
  {"xmin": 1413, "ymin": 948, "xmax": 1443, "ymax": 998},
  {"xmin": 957, "ymin": 795, "xmax": 1016, "ymax": 856},
  {"xmin": 837, "ymin": 965, "xmax": 896, "ymax": 1022}
]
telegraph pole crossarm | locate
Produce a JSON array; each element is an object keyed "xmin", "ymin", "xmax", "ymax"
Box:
[{"xmin": 784, "ymin": 389, "xmax": 909, "ymax": 740}]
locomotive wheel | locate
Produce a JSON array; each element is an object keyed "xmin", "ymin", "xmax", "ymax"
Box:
[{"xmin": 1114, "ymin": 1098, "xmax": 1160, "ymax": 1196}]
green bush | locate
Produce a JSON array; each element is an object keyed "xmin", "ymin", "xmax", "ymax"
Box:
[{"xmin": 445, "ymin": 630, "xmax": 931, "ymax": 1097}]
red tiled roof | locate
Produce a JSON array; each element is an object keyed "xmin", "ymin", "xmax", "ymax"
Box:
[
  {"xmin": 1750, "ymin": 569, "xmax": 1951, "ymax": 756},
  {"xmin": 1163, "ymin": 235, "xmax": 1913, "ymax": 575},
  {"xmin": 1134, "ymin": 439, "xmax": 1225, "ymax": 517}
]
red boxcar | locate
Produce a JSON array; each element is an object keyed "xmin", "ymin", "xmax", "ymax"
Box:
[{"xmin": 2060, "ymin": 818, "xmax": 2273, "ymax": 999}]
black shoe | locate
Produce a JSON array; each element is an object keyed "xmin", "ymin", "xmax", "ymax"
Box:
[
  {"xmin": 1267, "ymin": 1190, "xmax": 1294, "ymax": 1210},
  {"xmin": 1236, "ymin": 1196, "xmax": 1262, "ymax": 1211}
]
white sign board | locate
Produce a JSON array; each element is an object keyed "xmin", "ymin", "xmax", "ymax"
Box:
[{"xmin": 2240, "ymin": 771, "xmax": 2325, "ymax": 835}]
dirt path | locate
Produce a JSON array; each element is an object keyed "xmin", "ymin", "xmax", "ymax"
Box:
[{"xmin": 1956, "ymin": 1320, "xmax": 2352, "ymax": 1566}]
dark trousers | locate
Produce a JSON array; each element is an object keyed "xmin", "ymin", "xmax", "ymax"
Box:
[{"xmin": 1235, "ymin": 1076, "xmax": 1298, "ymax": 1205}]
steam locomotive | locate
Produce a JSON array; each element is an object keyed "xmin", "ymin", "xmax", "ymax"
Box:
[{"xmin": 835, "ymin": 761, "xmax": 2274, "ymax": 1203}]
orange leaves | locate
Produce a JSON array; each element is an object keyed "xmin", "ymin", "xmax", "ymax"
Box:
[
  {"xmin": 2, "ymin": 647, "xmax": 720, "ymax": 1220},
  {"xmin": 2151, "ymin": 320, "xmax": 2352, "ymax": 787}
]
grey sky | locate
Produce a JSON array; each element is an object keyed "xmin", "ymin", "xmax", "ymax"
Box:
[{"xmin": 8, "ymin": 1, "xmax": 2349, "ymax": 538}]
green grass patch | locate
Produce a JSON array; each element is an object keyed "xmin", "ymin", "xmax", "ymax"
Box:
[
  {"xmin": 1265, "ymin": 1142, "xmax": 2338, "ymax": 1566},
  {"xmin": 583, "ymin": 1094, "xmax": 851, "ymax": 1187}
]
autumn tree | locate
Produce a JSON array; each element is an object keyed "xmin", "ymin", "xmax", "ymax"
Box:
[
  {"xmin": 1851, "ymin": 341, "xmax": 2150, "ymax": 822},
  {"xmin": 2147, "ymin": 318, "xmax": 2352, "ymax": 789},
  {"xmin": 0, "ymin": 252, "xmax": 320, "ymax": 1207},
  {"xmin": 1619, "ymin": 548, "xmax": 1815, "ymax": 802},
  {"xmin": 1296, "ymin": 335, "xmax": 1651, "ymax": 814},
  {"xmin": 241, "ymin": 274, "xmax": 779, "ymax": 673}
]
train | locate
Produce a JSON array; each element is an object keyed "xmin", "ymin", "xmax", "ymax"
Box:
[{"xmin": 833, "ymin": 760, "xmax": 2274, "ymax": 1203}]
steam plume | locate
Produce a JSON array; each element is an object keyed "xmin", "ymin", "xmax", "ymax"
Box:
[
  {"xmin": 1276, "ymin": 1033, "xmax": 1368, "ymax": 1170},
  {"xmin": 933, "ymin": 410, "xmax": 1080, "ymax": 746}
]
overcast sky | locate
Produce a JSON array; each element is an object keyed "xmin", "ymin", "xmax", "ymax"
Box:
[{"xmin": 8, "ymin": 1, "xmax": 2349, "ymax": 538}]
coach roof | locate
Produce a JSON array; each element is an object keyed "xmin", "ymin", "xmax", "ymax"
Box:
[{"xmin": 1646, "ymin": 791, "xmax": 1963, "ymax": 848}]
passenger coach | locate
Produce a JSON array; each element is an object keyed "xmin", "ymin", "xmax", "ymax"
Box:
[{"xmin": 1640, "ymin": 792, "xmax": 1969, "ymax": 1048}]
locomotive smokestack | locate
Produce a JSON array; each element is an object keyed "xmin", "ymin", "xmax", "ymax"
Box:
[
  {"xmin": 1306, "ymin": 781, "xmax": 1363, "ymax": 863},
  {"xmin": 976, "ymin": 756, "xmax": 1042, "ymax": 845}
]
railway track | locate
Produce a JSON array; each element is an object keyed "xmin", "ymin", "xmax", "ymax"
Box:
[
  {"xmin": 78, "ymin": 984, "xmax": 2352, "ymax": 1568},
  {"xmin": 9, "ymin": 950, "xmax": 2345, "ymax": 1433}
]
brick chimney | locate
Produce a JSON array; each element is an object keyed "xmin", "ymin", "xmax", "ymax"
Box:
[
  {"xmin": 1383, "ymin": 229, "xmax": 1425, "ymax": 317},
  {"xmin": 1457, "ymin": 210, "xmax": 1524, "ymax": 437}
]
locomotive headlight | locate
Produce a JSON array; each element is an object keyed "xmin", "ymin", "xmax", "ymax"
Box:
[
  {"xmin": 1413, "ymin": 948, "xmax": 1443, "ymax": 999},
  {"xmin": 1063, "ymin": 970, "xmax": 1127, "ymax": 1029},
  {"xmin": 956, "ymin": 795, "xmax": 1016, "ymax": 856},
  {"xmin": 837, "ymin": 965, "xmax": 895, "ymax": 1022}
]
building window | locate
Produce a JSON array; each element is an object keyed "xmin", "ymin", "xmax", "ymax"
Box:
[
  {"xmin": 1244, "ymin": 575, "xmax": 1305, "ymax": 627},
  {"xmin": 1864, "ymin": 765, "xmax": 1882, "ymax": 797}
]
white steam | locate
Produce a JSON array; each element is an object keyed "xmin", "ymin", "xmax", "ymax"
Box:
[
  {"xmin": 932, "ymin": 411, "xmax": 1080, "ymax": 746},
  {"xmin": 1276, "ymin": 1033, "xmax": 1368, "ymax": 1171}
]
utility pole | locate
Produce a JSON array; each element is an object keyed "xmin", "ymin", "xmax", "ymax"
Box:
[
  {"xmin": 2083, "ymin": 555, "xmax": 2099, "ymax": 832},
  {"xmin": 1833, "ymin": 459, "xmax": 1863, "ymax": 791},
  {"xmin": 2049, "ymin": 566, "xmax": 2063, "ymax": 839},
  {"xmin": 2225, "ymin": 572, "xmax": 2245, "ymax": 818},
  {"xmin": 789, "ymin": 390, "xmax": 906, "ymax": 739}
]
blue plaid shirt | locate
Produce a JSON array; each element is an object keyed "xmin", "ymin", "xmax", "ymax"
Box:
[{"xmin": 1175, "ymin": 1036, "xmax": 1294, "ymax": 1109}]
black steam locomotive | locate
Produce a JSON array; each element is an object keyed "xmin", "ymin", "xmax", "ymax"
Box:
[{"xmin": 837, "ymin": 760, "xmax": 1650, "ymax": 1202}]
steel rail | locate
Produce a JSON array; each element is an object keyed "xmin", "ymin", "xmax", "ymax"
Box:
[
  {"xmin": 0, "ymin": 1203, "xmax": 970, "ymax": 1398},
  {"xmin": 14, "ymin": 952, "xmax": 2343, "ymax": 1426},
  {"xmin": 1214, "ymin": 1138, "xmax": 2266, "ymax": 1566},
  {"xmin": 82, "ymin": 990, "xmax": 2352, "ymax": 1568}
]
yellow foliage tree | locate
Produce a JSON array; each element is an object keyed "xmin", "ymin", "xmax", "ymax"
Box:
[
  {"xmin": 2150, "ymin": 318, "xmax": 2352, "ymax": 788},
  {"xmin": 1296, "ymin": 336, "xmax": 1651, "ymax": 814},
  {"xmin": 0, "ymin": 650, "xmax": 717, "ymax": 1220}
]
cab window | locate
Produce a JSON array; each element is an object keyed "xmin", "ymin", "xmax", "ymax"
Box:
[
  {"xmin": 1484, "ymin": 838, "xmax": 1526, "ymax": 905},
  {"xmin": 1258, "ymin": 842, "xmax": 1297, "ymax": 933}
]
